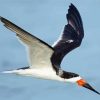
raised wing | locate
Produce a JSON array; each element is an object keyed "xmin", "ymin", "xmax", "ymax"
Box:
[
  {"xmin": 51, "ymin": 4, "xmax": 84, "ymax": 66},
  {"xmin": 0, "ymin": 17, "xmax": 54, "ymax": 69}
]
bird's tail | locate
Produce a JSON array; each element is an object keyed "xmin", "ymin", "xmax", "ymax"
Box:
[
  {"xmin": 1, "ymin": 66, "xmax": 29, "ymax": 74},
  {"xmin": 1, "ymin": 70, "xmax": 19, "ymax": 74}
]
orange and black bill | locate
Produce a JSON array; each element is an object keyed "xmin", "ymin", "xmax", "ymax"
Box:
[
  {"xmin": 83, "ymin": 83, "xmax": 100, "ymax": 95},
  {"xmin": 77, "ymin": 79, "xmax": 100, "ymax": 95}
]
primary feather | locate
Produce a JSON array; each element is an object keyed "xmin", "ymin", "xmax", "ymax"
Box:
[{"xmin": 51, "ymin": 4, "xmax": 84, "ymax": 66}]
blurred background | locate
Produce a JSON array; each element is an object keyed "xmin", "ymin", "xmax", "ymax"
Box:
[{"xmin": 0, "ymin": 0, "xmax": 100, "ymax": 100}]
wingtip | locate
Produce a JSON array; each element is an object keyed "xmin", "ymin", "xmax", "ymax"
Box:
[
  {"xmin": 69, "ymin": 3, "xmax": 75, "ymax": 8},
  {"xmin": 0, "ymin": 16, "xmax": 2, "ymax": 21},
  {"xmin": 67, "ymin": 3, "xmax": 77, "ymax": 18},
  {"xmin": 68, "ymin": 3, "xmax": 78, "ymax": 12},
  {"xmin": 70, "ymin": 3, "xmax": 73, "ymax": 6},
  {"xmin": 0, "ymin": 16, "xmax": 3, "ymax": 20},
  {"xmin": 0, "ymin": 16, "xmax": 6, "ymax": 26},
  {"xmin": 0, "ymin": 16, "xmax": 5, "ymax": 23}
]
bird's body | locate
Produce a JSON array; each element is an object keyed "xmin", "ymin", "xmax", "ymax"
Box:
[
  {"xmin": 4, "ymin": 66, "xmax": 59, "ymax": 80},
  {"xmin": 3, "ymin": 67, "xmax": 81, "ymax": 83},
  {"xmin": 4, "ymin": 67, "xmax": 61, "ymax": 81},
  {"xmin": 0, "ymin": 3, "xmax": 100, "ymax": 94}
]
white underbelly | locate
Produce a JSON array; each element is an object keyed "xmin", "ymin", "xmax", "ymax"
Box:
[
  {"xmin": 4, "ymin": 68, "xmax": 64, "ymax": 82},
  {"xmin": 25, "ymin": 68, "xmax": 64, "ymax": 82}
]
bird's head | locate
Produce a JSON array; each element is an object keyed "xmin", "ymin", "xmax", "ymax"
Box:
[
  {"xmin": 76, "ymin": 78, "xmax": 100, "ymax": 95},
  {"xmin": 61, "ymin": 71, "xmax": 100, "ymax": 95}
]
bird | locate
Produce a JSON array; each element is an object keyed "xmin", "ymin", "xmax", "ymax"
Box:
[{"xmin": 0, "ymin": 3, "xmax": 100, "ymax": 95}]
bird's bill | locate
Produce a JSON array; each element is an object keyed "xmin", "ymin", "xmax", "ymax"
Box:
[
  {"xmin": 77, "ymin": 79, "xmax": 100, "ymax": 95},
  {"xmin": 83, "ymin": 83, "xmax": 100, "ymax": 95}
]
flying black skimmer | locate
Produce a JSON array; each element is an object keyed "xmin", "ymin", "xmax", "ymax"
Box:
[{"xmin": 0, "ymin": 4, "xmax": 100, "ymax": 95}]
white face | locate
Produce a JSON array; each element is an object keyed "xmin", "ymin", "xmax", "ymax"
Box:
[{"xmin": 64, "ymin": 76, "xmax": 82, "ymax": 83}]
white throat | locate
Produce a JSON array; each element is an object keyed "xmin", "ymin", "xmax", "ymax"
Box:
[{"xmin": 65, "ymin": 76, "xmax": 82, "ymax": 83}]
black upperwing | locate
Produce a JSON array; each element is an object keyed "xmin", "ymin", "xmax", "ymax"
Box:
[{"xmin": 51, "ymin": 4, "xmax": 84, "ymax": 66}]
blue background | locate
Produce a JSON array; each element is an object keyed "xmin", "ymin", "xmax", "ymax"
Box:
[{"xmin": 0, "ymin": 0, "xmax": 100, "ymax": 100}]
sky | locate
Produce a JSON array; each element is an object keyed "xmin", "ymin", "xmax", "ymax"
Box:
[{"xmin": 0, "ymin": 0, "xmax": 100, "ymax": 100}]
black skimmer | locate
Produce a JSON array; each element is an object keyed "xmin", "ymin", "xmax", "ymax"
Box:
[{"xmin": 0, "ymin": 4, "xmax": 100, "ymax": 95}]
